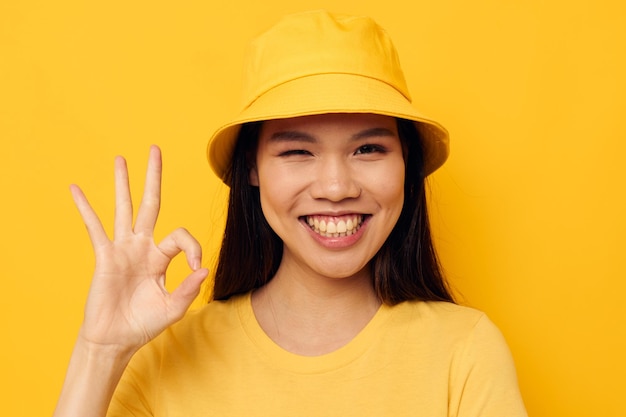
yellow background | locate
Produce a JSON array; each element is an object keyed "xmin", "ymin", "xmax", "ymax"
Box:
[{"xmin": 1, "ymin": 0, "xmax": 624, "ymax": 415}]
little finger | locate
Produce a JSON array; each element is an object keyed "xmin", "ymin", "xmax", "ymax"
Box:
[{"xmin": 69, "ymin": 184, "xmax": 110, "ymax": 248}]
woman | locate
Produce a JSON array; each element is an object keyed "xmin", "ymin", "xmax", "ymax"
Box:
[{"xmin": 55, "ymin": 10, "xmax": 527, "ymax": 416}]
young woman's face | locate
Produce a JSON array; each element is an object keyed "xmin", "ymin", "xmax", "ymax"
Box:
[{"xmin": 250, "ymin": 113, "xmax": 405, "ymax": 280}]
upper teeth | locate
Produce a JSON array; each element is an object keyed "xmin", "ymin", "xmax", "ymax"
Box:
[{"xmin": 306, "ymin": 215, "xmax": 363, "ymax": 237}]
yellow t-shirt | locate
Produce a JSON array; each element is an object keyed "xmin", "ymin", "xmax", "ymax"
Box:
[{"xmin": 108, "ymin": 293, "xmax": 527, "ymax": 416}]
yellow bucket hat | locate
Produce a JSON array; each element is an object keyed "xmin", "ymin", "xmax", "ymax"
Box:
[{"xmin": 207, "ymin": 10, "xmax": 449, "ymax": 182}]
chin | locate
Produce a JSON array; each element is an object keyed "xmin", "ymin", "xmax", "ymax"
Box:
[{"xmin": 312, "ymin": 262, "xmax": 372, "ymax": 281}]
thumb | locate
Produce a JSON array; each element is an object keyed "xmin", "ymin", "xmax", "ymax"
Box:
[{"xmin": 167, "ymin": 268, "xmax": 209, "ymax": 321}]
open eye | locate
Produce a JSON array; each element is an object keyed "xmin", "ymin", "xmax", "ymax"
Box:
[{"xmin": 355, "ymin": 144, "xmax": 386, "ymax": 155}]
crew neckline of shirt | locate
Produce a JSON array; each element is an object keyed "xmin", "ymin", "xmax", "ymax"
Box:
[{"xmin": 235, "ymin": 292, "xmax": 395, "ymax": 374}]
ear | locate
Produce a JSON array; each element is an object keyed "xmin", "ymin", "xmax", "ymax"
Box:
[{"xmin": 248, "ymin": 164, "xmax": 259, "ymax": 186}]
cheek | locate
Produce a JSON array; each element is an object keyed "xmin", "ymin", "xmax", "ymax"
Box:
[
  {"xmin": 388, "ymin": 181, "xmax": 406, "ymax": 220},
  {"xmin": 256, "ymin": 166, "xmax": 303, "ymax": 219},
  {"xmin": 374, "ymin": 163, "xmax": 406, "ymax": 210},
  {"xmin": 256, "ymin": 186, "xmax": 286, "ymax": 238}
]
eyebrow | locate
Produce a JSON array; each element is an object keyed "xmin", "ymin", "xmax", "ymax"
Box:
[
  {"xmin": 269, "ymin": 131, "xmax": 316, "ymax": 143},
  {"xmin": 350, "ymin": 127, "xmax": 397, "ymax": 140},
  {"xmin": 268, "ymin": 127, "xmax": 397, "ymax": 143}
]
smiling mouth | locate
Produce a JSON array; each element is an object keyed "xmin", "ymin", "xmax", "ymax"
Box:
[{"xmin": 303, "ymin": 214, "xmax": 367, "ymax": 237}]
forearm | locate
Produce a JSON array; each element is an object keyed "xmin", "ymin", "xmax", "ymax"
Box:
[{"xmin": 53, "ymin": 337, "xmax": 135, "ymax": 417}]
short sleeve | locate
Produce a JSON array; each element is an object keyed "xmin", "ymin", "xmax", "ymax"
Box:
[{"xmin": 448, "ymin": 314, "xmax": 528, "ymax": 417}]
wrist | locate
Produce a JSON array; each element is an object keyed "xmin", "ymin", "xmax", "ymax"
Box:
[
  {"xmin": 53, "ymin": 332, "xmax": 137, "ymax": 417},
  {"xmin": 75, "ymin": 329, "xmax": 139, "ymax": 364}
]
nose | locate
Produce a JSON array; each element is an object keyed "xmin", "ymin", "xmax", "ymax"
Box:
[{"xmin": 309, "ymin": 157, "xmax": 361, "ymax": 201}]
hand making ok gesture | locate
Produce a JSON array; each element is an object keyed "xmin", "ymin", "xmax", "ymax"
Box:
[{"xmin": 69, "ymin": 145, "xmax": 209, "ymax": 354}]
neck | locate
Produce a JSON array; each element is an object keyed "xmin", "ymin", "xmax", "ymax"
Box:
[{"xmin": 251, "ymin": 264, "xmax": 381, "ymax": 356}]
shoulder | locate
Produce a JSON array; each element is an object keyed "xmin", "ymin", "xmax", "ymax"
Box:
[
  {"xmin": 109, "ymin": 295, "xmax": 251, "ymax": 415},
  {"xmin": 388, "ymin": 301, "xmax": 513, "ymax": 363},
  {"xmin": 390, "ymin": 302, "xmax": 527, "ymax": 415},
  {"xmin": 391, "ymin": 300, "xmax": 491, "ymax": 336}
]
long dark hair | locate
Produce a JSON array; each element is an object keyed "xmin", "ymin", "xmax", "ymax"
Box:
[{"xmin": 212, "ymin": 118, "xmax": 455, "ymax": 305}]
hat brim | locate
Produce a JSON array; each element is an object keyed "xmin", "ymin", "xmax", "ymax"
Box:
[{"xmin": 207, "ymin": 73, "xmax": 449, "ymax": 183}]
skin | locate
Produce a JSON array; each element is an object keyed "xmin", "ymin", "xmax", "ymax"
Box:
[
  {"xmin": 250, "ymin": 113, "xmax": 406, "ymax": 355},
  {"xmin": 54, "ymin": 146, "xmax": 208, "ymax": 417},
  {"xmin": 54, "ymin": 113, "xmax": 406, "ymax": 414}
]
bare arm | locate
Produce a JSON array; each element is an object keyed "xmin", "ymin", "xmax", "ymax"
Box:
[{"xmin": 54, "ymin": 146, "xmax": 208, "ymax": 417}]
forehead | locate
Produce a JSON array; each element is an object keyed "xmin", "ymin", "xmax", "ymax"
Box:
[{"xmin": 259, "ymin": 113, "xmax": 398, "ymax": 139}]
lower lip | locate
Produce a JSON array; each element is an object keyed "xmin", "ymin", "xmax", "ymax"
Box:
[{"xmin": 301, "ymin": 216, "xmax": 369, "ymax": 249}]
